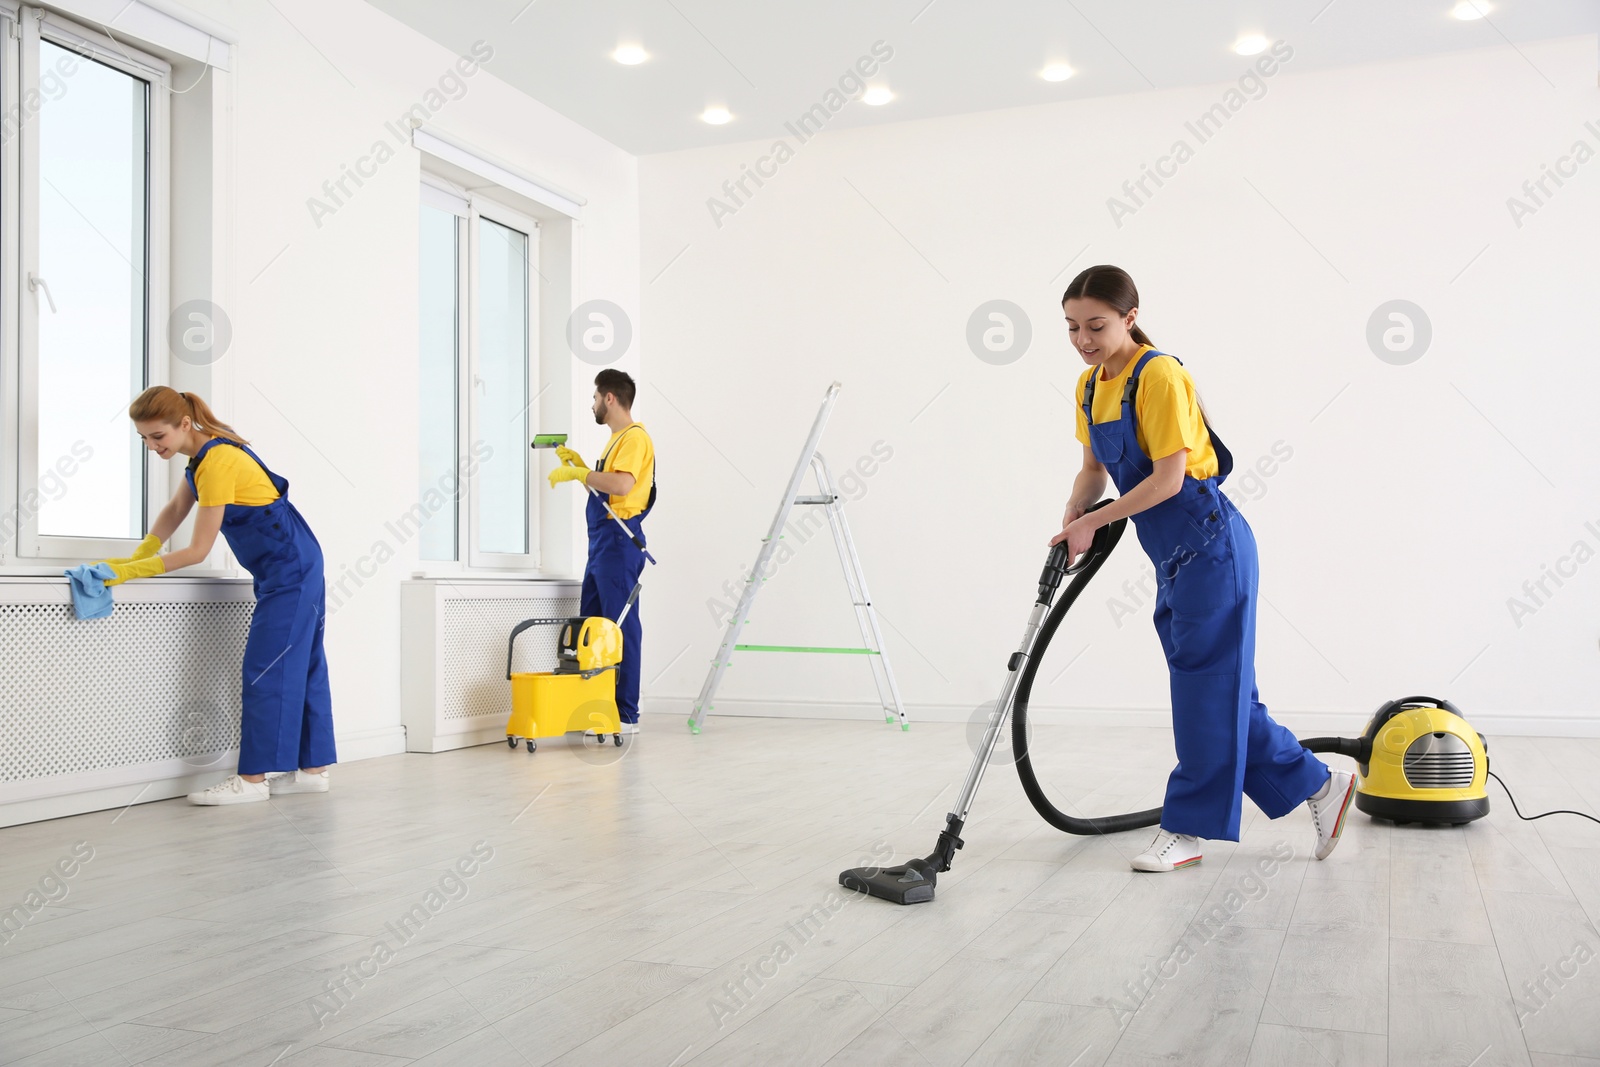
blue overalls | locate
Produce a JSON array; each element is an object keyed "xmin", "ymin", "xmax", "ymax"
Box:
[
  {"xmin": 187, "ymin": 440, "xmax": 335, "ymax": 776},
  {"xmin": 581, "ymin": 428, "xmax": 654, "ymax": 725},
  {"xmin": 1084, "ymin": 350, "xmax": 1326, "ymax": 841}
]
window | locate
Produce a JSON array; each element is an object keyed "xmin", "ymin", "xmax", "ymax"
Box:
[
  {"xmin": 417, "ymin": 201, "xmax": 461, "ymax": 562},
  {"xmin": 417, "ymin": 180, "xmax": 540, "ymax": 569},
  {"xmin": 5, "ymin": 9, "xmax": 170, "ymax": 564},
  {"xmin": 474, "ymin": 214, "xmax": 532, "ymax": 558}
]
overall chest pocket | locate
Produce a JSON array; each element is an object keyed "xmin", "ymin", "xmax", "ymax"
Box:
[{"xmin": 1088, "ymin": 422, "xmax": 1127, "ymax": 464}]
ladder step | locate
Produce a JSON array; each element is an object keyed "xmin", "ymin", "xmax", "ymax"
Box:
[
  {"xmin": 793, "ymin": 495, "xmax": 836, "ymax": 505},
  {"xmin": 734, "ymin": 644, "xmax": 880, "ymax": 655}
]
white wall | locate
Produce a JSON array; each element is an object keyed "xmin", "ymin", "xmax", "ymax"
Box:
[
  {"xmin": 637, "ymin": 35, "xmax": 1600, "ymax": 736},
  {"xmin": 173, "ymin": 0, "xmax": 638, "ymax": 756}
]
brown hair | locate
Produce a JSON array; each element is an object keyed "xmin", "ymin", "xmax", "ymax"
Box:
[
  {"xmin": 1063, "ymin": 265, "xmax": 1214, "ymax": 427},
  {"xmin": 1062, "ymin": 265, "xmax": 1154, "ymax": 347},
  {"xmin": 594, "ymin": 369, "xmax": 636, "ymax": 409},
  {"xmin": 128, "ymin": 386, "xmax": 249, "ymax": 444}
]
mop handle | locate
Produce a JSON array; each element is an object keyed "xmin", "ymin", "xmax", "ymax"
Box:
[
  {"xmin": 614, "ymin": 581, "xmax": 643, "ymax": 628},
  {"xmin": 556, "ymin": 454, "xmax": 657, "ymax": 565}
]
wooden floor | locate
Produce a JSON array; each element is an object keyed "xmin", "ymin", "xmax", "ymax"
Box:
[{"xmin": 2, "ymin": 716, "xmax": 1598, "ymax": 1067}]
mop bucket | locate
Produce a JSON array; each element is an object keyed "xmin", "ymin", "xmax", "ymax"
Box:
[{"xmin": 504, "ymin": 616, "xmax": 623, "ymax": 754}]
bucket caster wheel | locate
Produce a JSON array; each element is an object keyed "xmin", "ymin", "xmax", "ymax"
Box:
[
  {"xmin": 526, "ymin": 739, "xmax": 536, "ymax": 754},
  {"xmin": 614, "ymin": 733, "xmax": 623, "ymax": 747},
  {"xmin": 507, "ymin": 735, "xmax": 518, "ymax": 749}
]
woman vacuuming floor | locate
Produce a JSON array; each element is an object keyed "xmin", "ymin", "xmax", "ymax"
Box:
[
  {"xmin": 1052, "ymin": 266, "xmax": 1355, "ymax": 872},
  {"xmin": 93, "ymin": 387, "xmax": 336, "ymax": 806}
]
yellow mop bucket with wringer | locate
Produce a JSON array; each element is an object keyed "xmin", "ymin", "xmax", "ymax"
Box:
[
  {"xmin": 505, "ymin": 611, "xmax": 626, "ymax": 754},
  {"xmin": 510, "ymin": 432, "xmax": 654, "ymax": 754}
]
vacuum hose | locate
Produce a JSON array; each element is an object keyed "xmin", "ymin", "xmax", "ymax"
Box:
[
  {"xmin": 1009, "ymin": 511, "xmax": 1166, "ymax": 834},
  {"xmin": 1009, "ymin": 504, "xmax": 1366, "ymax": 835},
  {"xmin": 837, "ymin": 500, "xmax": 1376, "ymax": 905}
]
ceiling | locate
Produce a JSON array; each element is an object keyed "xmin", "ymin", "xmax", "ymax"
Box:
[{"xmin": 362, "ymin": 0, "xmax": 1599, "ymax": 155}]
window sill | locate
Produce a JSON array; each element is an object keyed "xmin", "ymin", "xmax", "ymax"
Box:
[
  {"xmin": 0, "ymin": 573, "xmax": 251, "ymax": 586},
  {"xmin": 0, "ymin": 568, "xmax": 246, "ymax": 582},
  {"xmin": 404, "ymin": 571, "xmax": 582, "ymax": 583}
]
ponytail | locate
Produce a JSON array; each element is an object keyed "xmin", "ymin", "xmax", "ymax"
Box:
[
  {"xmin": 181, "ymin": 391, "xmax": 248, "ymax": 444},
  {"xmin": 128, "ymin": 386, "xmax": 249, "ymax": 444}
]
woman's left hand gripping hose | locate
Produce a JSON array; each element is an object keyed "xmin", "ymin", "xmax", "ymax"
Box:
[{"xmin": 102, "ymin": 555, "xmax": 166, "ymax": 587}]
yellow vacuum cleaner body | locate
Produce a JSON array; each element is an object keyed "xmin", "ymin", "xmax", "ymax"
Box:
[{"xmin": 1354, "ymin": 696, "xmax": 1489, "ymax": 825}]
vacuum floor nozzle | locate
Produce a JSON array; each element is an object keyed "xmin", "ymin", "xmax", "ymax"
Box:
[
  {"xmin": 839, "ymin": 816, "xmax": 964, "ymax": 905},
  {"xmin": 839, "ymin": 859, "xmax": 939, "ymax": 905}
]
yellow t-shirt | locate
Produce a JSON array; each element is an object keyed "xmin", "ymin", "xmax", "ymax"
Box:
[
  {"xmin": 597, "ymin": 423, "xmax": 655, "ymax": 520},
  {"xmin": 1073, "ymin": 346, "xmax": 1219, "ymax": 480},
  {"xmin": 192, "ymin": 440, "xmax": 281, "ymax": 507}
]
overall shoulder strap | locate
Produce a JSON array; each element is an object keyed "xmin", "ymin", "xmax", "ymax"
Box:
[
  {"xmin": 218, "ymin": 439, "xmax": 285, "ymax": 492},
  {"xmin": 186, "ymin": 437, "xmax": 228, "ymax": 482},
  {"xmin": 1123, "ymin": 348, "xmax": 1174, "ymax": 406},
  {"xmin": 233, "ymin": 441, "xmax": 270, "ymax": 473},
  {"xmin": 598, "ymin": 425, "xmax": 642, "ymax": 471}
]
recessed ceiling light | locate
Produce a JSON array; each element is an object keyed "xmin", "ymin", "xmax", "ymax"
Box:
[
  {"xmin": 701, "ymin": 106, "xmax": 732, "ymax": 125},
  {"xmin": 612, "ymin": 44, "xmax": 648, "ymax": 65},
  {"xmin": 1451, "ymin": 1, "xmax": 1490, "ymax": 19},
  {"xmin": 1041, "ymin": 63, "xmax": 1075, "ymax": 82},
  {"xmin": 862, "ymin": 86, "xmax": 894, "ymax": 106},
  {"xmin": 1233, "ymin": 34, "xmax": 1269, "ymax": 56}
]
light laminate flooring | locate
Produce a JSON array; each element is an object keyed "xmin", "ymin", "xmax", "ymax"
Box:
[{"xmin": 2, "ymin": 716, "xmax": 1598, "ymax": 1067}]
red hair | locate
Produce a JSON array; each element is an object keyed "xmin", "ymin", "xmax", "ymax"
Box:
[{"xmin": 128, "ymin": 386, "xmax": 248, "ymax": 444}]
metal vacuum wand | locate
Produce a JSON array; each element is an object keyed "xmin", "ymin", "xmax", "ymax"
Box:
[{"xmin": 838, "ymin": 506, "xmax": 1123, "ymax": 905}]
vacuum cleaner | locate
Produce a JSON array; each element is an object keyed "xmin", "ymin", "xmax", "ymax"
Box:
[
  {"xmin": 839, "ymin": 501, "xmax": 1492, "ymax": 905},
  {"xmin": 1343, "ymin": 696, "xmax": 1489, "ymax": 825}
]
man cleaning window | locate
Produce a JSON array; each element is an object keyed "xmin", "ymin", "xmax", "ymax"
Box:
[{"xmin": 547, "ymin": 370, "xmax": 656, "ymax": 733}]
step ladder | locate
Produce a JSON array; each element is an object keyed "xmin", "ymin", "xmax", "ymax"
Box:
[{"xmin": 689, "ymin": 382, "xmax": 908, "ymax": 734}]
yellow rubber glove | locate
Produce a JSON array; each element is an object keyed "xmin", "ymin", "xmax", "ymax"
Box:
[
  {"xmin": 131, "ymin": 533, "xmax": 163, "ymax": 560},
  {"xmin": 555, "ymin": 446, "xmax": 588, "ymax": 470},
  {"xmin": 547, "ymin": 465, "xmax": 588, "ymax": 489},
  {"xmin": 104, "ymin": 556, "xmax": 166, "ymax": 587},
  {"xmin": 102, "ymin": 534, "xmax": 163, "ymax": 567}
]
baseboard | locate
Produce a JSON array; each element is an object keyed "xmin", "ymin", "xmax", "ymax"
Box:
[
  {"xmin": 0, "ymin": 775, "xmax": 226, "ymax": 829},
  {"xmin": 336, "ymin": 725, "xmax": 409, "ymax": 762},
  {"xmin": 639, "ymin": 696, "xmax": 1600, "ymax": 738},
  {"xmin": 0, "ymin": 724, "xmax": 409, "ymax": 828}
]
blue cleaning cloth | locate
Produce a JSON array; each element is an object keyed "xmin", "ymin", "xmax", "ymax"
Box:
[{"xmin": 64, "ymin": 563, "xmax": 117, "ymax": 620}]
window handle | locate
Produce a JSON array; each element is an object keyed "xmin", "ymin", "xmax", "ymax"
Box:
[{"xmin": 28, "ymin": 272, "xmax": 56, "ymax": 314}]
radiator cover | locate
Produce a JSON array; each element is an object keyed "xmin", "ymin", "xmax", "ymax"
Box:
[
  {"xmin": 0, "ymin": 578, "xmax": 256, "ymax": 825},
  {"xmin": 401, "ymin": 579, "xmax": 583, "ymax": 752}
]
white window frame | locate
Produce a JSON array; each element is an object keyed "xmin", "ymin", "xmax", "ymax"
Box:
[
  {"xmin": 419, "ymin": 175, "xmax": 542, "ymax": 573},
  {"xmin": 467, "ymin": 196, "xmax": 540, "ymax": 571},
  {"xmin": 4, "ymin": 4, "xmax": 170, "ymax": 565},
  {"xmin": 417, "ymin": 180, "xmax": 467, "ymax": 567}
]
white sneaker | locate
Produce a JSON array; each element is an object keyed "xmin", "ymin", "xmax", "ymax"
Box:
[
  {"xmin": 583, "ymin": 722, "xmax": 640, "ymax": 737},
  {"xmin": 1131, "ymin": 830, "xmax": 1203, "ymax": 872},
  {"xmin": 1308, "ymin": 770, "xmax": 1356, "ymax": 860},
  {"xmin": 188, "ymin": 775, "xmax": 270, "ymax": 806},
  {"xmin": 268, "ymin": 769, "xmax": 330, "ymax": 795}
]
